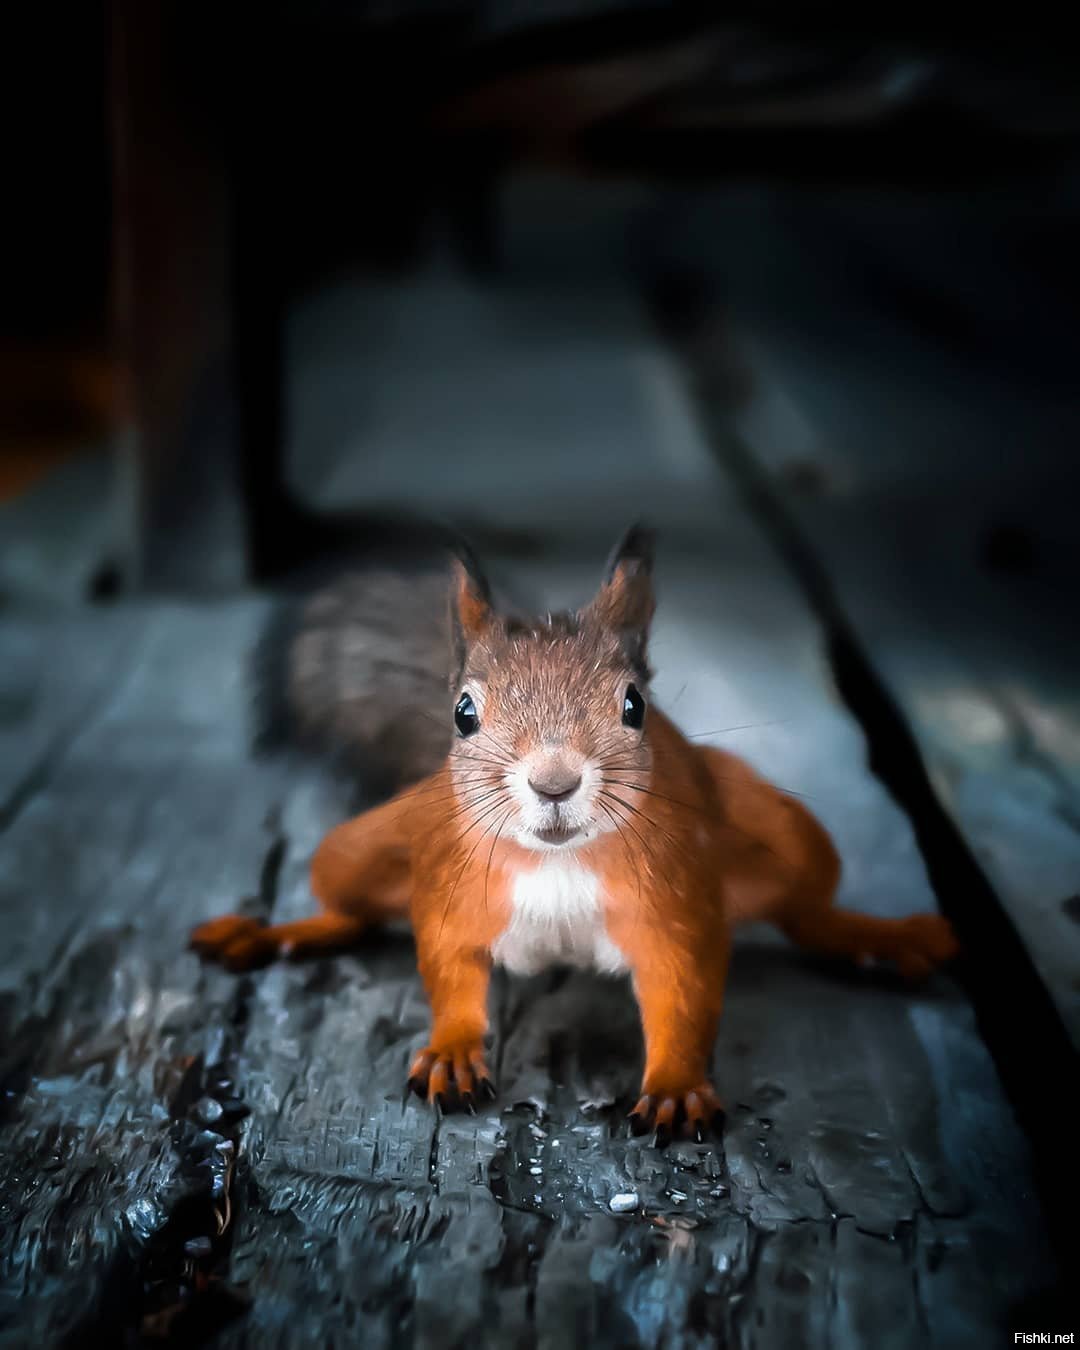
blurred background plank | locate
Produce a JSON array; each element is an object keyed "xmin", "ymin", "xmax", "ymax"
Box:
[{"xmin": 97, "ymin": 1, "xmax": 1080, "ymax": 586}]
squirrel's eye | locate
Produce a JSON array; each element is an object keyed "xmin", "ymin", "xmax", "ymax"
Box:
[
  {"xmin": 454, "ymin": 693, "xmax": 480, "ymax": 737},
  {"xmin": 622, "ymin": 683, "xmax": 646, "ymax": 729}
]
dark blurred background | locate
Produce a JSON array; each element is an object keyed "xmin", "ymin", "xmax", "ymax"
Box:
[
  {"xmin": 3, "ymin": 7, "xmax": 1080, "ymax": 1342},
  {"xmin": 4, "ymin": 2, "xmax": 1079, "ymax": 592}
]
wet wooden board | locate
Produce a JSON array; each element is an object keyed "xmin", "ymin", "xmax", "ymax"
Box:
[
  {"xmin": 196, "ymin": 520, "xmax": 1054, "ymax": 1347},
  {"xmin": 261, "ymin": 262, "xmax": 1058, "ymax": 1338},
  {"xmin": 0, "ymin": 572, "xmax": 1057, "ymax": 1346},
  {"xmin": 1, "ymin": 243, "xmax": 1069, "ymax": 1342},
  {"xmin": 0, "ymin": 600, "xmax": 287, "ymax": 1341}
]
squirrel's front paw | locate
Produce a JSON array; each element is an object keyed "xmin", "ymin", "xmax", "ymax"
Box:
[
  {"xmin": 628, "ymin": 1082, "xmax": 726, "ymax": 1147},
  {"xmin": 190, "ymin": 915, "xmax": 278, "ymax": 971},
  {"xmin": 407, "ymin": 1042, "xmax": 496, "ymax": 1113}
]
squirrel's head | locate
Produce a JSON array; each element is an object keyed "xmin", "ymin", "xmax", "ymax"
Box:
[{"xmin": 447, "ymin": 526, "xmax": 656, "ymax": 853}]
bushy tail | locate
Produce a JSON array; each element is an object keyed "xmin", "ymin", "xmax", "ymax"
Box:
[{"xmin": 256, "ymin": 566, "xmax": 455, "ymax": 794}]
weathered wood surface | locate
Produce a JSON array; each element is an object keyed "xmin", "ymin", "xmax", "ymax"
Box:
[
  {"xmin": 0, "ymin": 601, "xmax": 288, "ymax": 1341},
  {"xmin": 0, "ymin": 562, "xmax": 1057, "ymax": 1344},
  {"xmin": 659, "ymin": 185, "xmax": 1080, "ymax": 1048},
  {"xmin": 1, "ymin": 237, "xmax": 1070, "ymax": 1343}
]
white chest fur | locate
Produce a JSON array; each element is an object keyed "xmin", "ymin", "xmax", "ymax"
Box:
[{"xmin": 491, "ymin": 858, "xmax": 628, "ymax": 977}]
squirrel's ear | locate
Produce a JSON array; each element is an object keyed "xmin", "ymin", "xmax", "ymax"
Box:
[
  {"xmin": 449, "ymin": 554, "xmax": 494, "ymax": 682},
  {"xmin": 585, "ymin": 523, "xmax": 656, "ymax": 669}
]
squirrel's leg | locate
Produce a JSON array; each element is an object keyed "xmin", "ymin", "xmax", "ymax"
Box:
[
  {"xmin": 756, "ymin": 802, "xmax": 958, "ymax": 979},
  {"xmin": 615, "ymin": 922, "xmax": 730, "ymax": 1144},
  {"xmin": 190, "ymin": 793, "xmax": 412, "ymax": 972},
  {"xmin": 702, "ymin": 747, "xmax": 957, "ymax": 977},
  {"xmin": 779, "ymin": 903, "xmax": 959, "ymax": 981},
  {"xmin": 190, "ymin": 911, "xmax": 370, "ymax": 972},
  {"xmin": 407, "ymin": 942, "xmax": 495, "ymax": 1111},
  {"xmin": 716, "ymin": 772, "xmax": 958, "ymax": 979}
]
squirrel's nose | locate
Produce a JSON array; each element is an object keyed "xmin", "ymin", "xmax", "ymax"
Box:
[{"xmin": 528, "ymin": 768, "xmax": 582, "ymax": 803}]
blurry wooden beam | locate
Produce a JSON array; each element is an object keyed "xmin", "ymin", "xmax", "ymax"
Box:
[
  {"xmin": 106, "ymin": 1, "xmax": 1080, "ymax": 592},
  {"xmin": 109, "ymin": 0, "xmax": 248, "ymax": 590}
]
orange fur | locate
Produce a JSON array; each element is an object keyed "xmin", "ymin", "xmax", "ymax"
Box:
[{"xmin": 191, "ymin": 531, "xmax": 958, "ymax": 1140}]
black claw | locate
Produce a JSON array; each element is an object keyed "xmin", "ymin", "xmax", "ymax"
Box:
[
  {"xmin": 627, "ymin": 1112, "xmax": 649, "ymax": 1137},
  {"xmin": 477, "ymin": 1078, "xmax": 497, "ymax": 1102},
  {"xmin": 654, "ymin": 1122, "xmax": 672, "ymax": 1149},
  {"xmin": 694, "ymin": 1122, "xmax": 706, "ymax": 1144},
  {"xmin": 462, "ymin": 1091, "xmax": 476, "ymax": 1115},
  {"xmin": 434, "ymin": 1092, "xmax": 446, "ymax": 1116},
  {"xmin": 406, "ymin": 1076, "xmax": 426, "ymax": 1100}
]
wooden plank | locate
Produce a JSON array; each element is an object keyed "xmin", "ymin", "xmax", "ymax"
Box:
[
  {"xmin": 663, "ymin": 189, "xmax": 1080, "ymax": 1046},
  {"xmin": 198, "ymin": 259, "xmax": 1059, "ymax": 1343},
  {"xmin": 0, "ymin": 599, "xmax": 290, "ymax": 1341},
  {"xmin": 204, "ymin": 523, "xmax": 1052, "ymax": 1346},
  {"xmin": 0, "ymin": 609, "xmax": 130, "ymax": 827},
  {"xmin": 1, "ymin": 249, "xmax": 1064, "ymax": 1342},
  {"xmin": 0, "ymin": 577, "xmax": 1055, "ymax": 1345}
]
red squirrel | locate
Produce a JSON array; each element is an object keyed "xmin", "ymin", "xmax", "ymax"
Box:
[{"xmin": 192, "ymin": 527, "xmax": 958, "ymax": 1141}]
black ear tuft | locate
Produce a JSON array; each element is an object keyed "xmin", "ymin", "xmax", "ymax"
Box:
[
  {"xmin": 585, "ymin": 522, "xmax": 657, "ymax": 675},
  {"xmin": 604, "ymin": 523, "xmax": 656, "ymax": 585},
  {"xmin": 450, "ymin": 537, "xmax": 494, "ymax": 608},
  {"xmin": 448, "ymin": 541, "xmax": 496, "ymax": 688}
]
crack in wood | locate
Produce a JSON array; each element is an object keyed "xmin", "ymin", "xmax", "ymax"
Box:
[{"xmin": 653, "ymin": 297, "xmax": 1079, "ymax": 1293}]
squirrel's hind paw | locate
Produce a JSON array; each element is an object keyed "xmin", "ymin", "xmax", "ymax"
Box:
[
  {"xmin": 888, "ymin": 913, "xmax": 959, "ymax": 981},
  {"xmin": 190, "ymin": 914, "xmax": 278, "ymax": 971}
]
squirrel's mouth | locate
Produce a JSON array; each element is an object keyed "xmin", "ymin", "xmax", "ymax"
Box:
[{"xmin": 533, "ymin": 823, "xmax": 581, "ymax": 846}]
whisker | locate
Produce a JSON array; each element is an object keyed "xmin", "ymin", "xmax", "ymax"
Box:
[
  {"xmin": 443, "ymin": 791, "xmax": 515, "ymax": 854},
  {"xmin": 685, "ymin": 719, "xmax": 791, "ymax": 739},
  {"xmin": 595, "ymin": 797, "xmax": 647, "ymax": 913},
  {"xmin": 483, "ymin": 805, "xmax": 514, "ymax": 919},
  {"xmin": 403, "ymin": 754, "xmax": 512, "ymax": 787},
  {"xmin": 474, "ymin": 750, "xmax": 516, "ymax": 771},
  {"xmin": 396, "ymin": 773, "xmax": 502, "ymax": 807},
  {"xmin": 459, "ymin": 716, "xmax": 519, "ymax": 761},
  {"xmin": 412, "ymin": 707, "xmax": 451, "ymax": 729},
  {"xmin": 441, "ymin": 783, "xmax": 515, "ymax": 830},
  {"xmin": 334, "ymin": 785, "xmax": 505, "ymax": 856},
  {"xmin": 601, "ymin": 778, "xmax": 719, "ymax": 820},
  {"xmin": 458, "ymin": 750, "xmax": 516, "ymax": 773},
  {"xmin": 411, "ymin": 706, "xmax": 518, "ymax": 761},
  {"xmin": 438, "ymin": 802, "xmax": 516, "ymax": 940},
  {"xmin": 400, "ymin": 765, "xmax": 496, "ymax": 788},
  {"xmin": 598, "ymin": 762, "xmax": 811, "ymax": 801},
  {"xmin": 598, "ymin": 792, "xmax": 664, "ymax": 864},
  {"xmin": 600, "ymin": 789, "xmax": 685, "ymax": 860},
  {"xmin": 665, "ymin": 681, "xmax": 689, "ymax": 711},
  {"xmin": 604, "ymin": 779, "xmax": 800, "ymax": 873}
]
